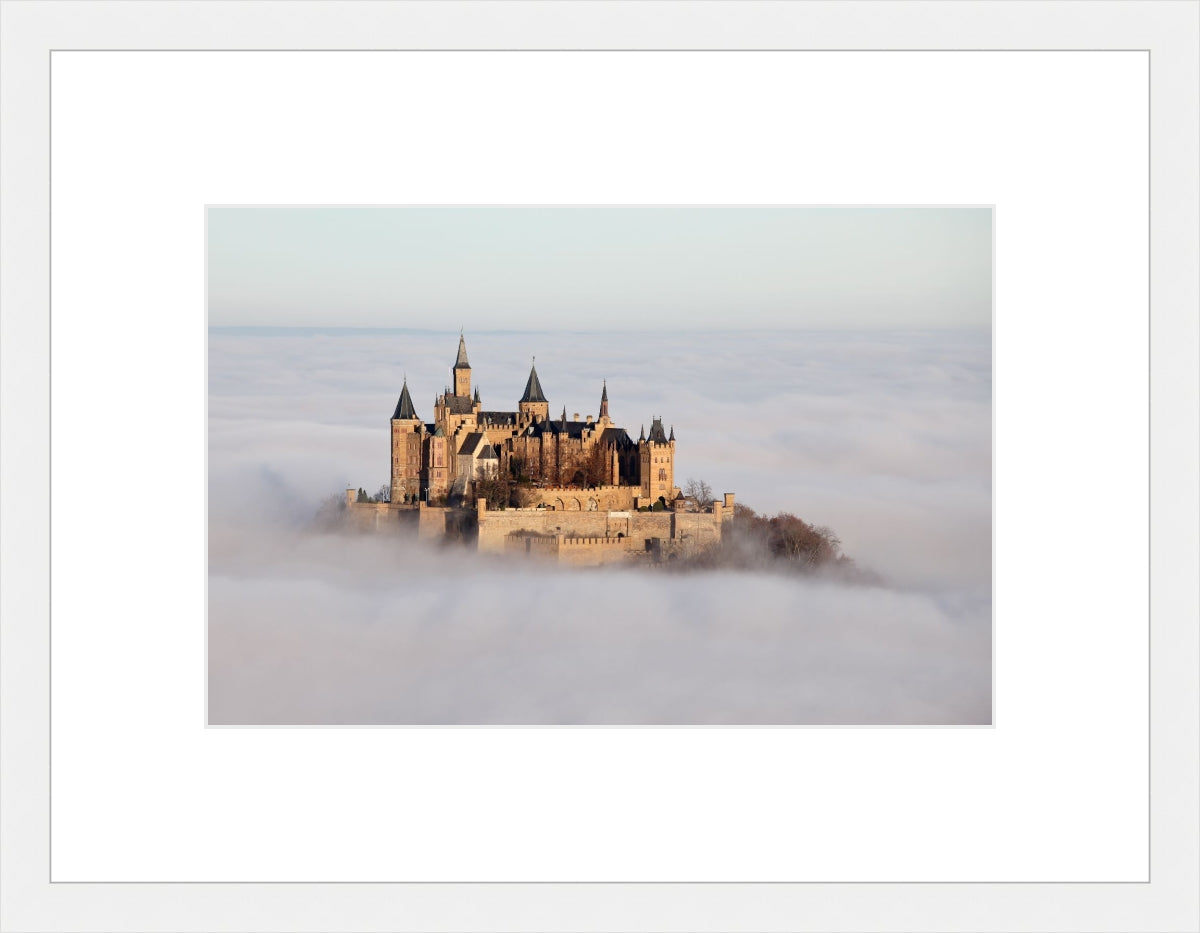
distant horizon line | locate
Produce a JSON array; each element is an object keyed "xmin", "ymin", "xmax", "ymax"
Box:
[{"xmin": 209, "ymin": 324, "xmax": 992, "ymax": 335}]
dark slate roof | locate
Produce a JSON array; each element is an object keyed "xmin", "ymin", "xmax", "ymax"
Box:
[
  {"xmin": 478, "ymin": 443, "xmax": 498, "ymax": 460},
  {"xmin": 425, "ymin": 422, "xmax": 436, "ymax": 434},
  {"xmin": 597, "ymin": 427, "xmax": 635, "ymax": 449},
  {"xmin": 392, "ymin": 380, "xmax": 418, "ymax": 420},
  {"xmin": 480, "ymin": 410, "xmax": 518, "ymax": 426},
  {"xmin": 454, "ymin": 334, "xmax": 471, "ymax": 369},
  {"xmin": 473, "ymin": 387, "xmax": 480, "ymax": 402},
  {"xmin": 648, "ymin": 417, "xmax": 669, "ymax": 443},
  {"xmin": 520, "ymin": 364, "xmax": 547, "ymax": 403},
  {"xmin": 601, "ymin": 380, "xmax": 608, "ymax": 402},
  {"xmin": 459, "ymin": 432, "xmax": 488, "ymax": 457},
  {"xmin": 443, "ymin": 395, "xmax": 475, "ymax": 415},
  {"xmin": 527, "ymin": 418, "xmax": 589, "ymax": 440}
]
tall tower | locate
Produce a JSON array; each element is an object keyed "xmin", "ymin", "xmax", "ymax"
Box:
[
  {"xmin": 452, "ymin": 333, "xmax": 471, "ymax": 398},
  {"xmin": 390, "ymin": 378, "xmax": 423, "ymax": 503},
  {"xmin": 598, "ymin": 379, "xmax": 610, "ymax": 424},
  {"xmin": 638, "ymin": 416, "xmax": 675, "ymax": 502},
  {"xmin": 518, "ymin": 359, "xmax": 549, "ymax": 425}
]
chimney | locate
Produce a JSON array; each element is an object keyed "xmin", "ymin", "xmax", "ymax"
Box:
[{"xmin": 574, "ymin": 412, "xmax": 579, "ymax": 421}]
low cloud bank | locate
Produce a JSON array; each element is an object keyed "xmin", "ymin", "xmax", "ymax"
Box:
[
  {"xmin": 209, "ymin": 518, "xmax": 989, "ymax": 725},
  {"xmin": 208, "ymin": 328, "xmax": 991, "ymax": 724}
]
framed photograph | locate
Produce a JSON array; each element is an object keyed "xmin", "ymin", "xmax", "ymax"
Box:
[
  {"xmin": 2, "ymin": 2, "xmax": 1195, "ymax": 930},
  {"xmin": 206, "ymin": 205, "xmax": 993, "ymax": 727}
]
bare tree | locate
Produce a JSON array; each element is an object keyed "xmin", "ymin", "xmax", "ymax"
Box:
[
  {"xmin": 683, "ymin": 477, "xmax": 714, "ymax": 508},
  {"xmin": 375, "ymin": 483, "xmax": 391, "ymax": 503},
  {"xmin": 580, "ymin": 441, "xmax": 613, "ymax": 488}
]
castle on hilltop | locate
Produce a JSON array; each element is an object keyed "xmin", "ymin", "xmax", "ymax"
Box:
[{"xmin": 346, "ymin": 334, "xmax": 734, "ymax": 565}]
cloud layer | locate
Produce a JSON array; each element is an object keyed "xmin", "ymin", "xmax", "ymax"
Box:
[{"xmin": 209, "ymin": 328, "xmax": 991, "ymax": 724}]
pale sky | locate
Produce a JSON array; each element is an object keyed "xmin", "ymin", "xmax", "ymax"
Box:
[{"xmin": 207, "ymin": 207, "xmax": 991, "ymax": 330}]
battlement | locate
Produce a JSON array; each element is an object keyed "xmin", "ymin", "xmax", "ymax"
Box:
[{"xmin": 560, "ymin": 536, "xmax": 627, "ymax": 547}]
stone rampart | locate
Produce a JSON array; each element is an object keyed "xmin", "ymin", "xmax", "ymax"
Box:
[
  {"xmin": 475, "ymin": 498, "xmax": 725, "ymax": 559},
  {"xmin": 524, "ymin": 484, "xmax": 636, "ymax": 512}
]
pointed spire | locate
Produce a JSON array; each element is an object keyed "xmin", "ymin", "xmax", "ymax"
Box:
[
  {"xmin": 599, "ymin": 379, "xmax": 610, "ymax": 420},
  {"xmin": 473, "ymin": 386, "xmax": 480, "ymax": 403},
  {"xmin": 601, "ymin": 379, "xmax": 608, "ymax": 402},
  {"xmin": 454, "ymin": 332, "xmax": 471, "ymax": 369},
  {"xmin": 560, "ymin": 405, "xmax": 567, "ymax": 426},
  {"xmin": 669, "ymin": 424, "xmax": 675, "ymax": 441},
  {"xmin": 639, "ymin": 424, "xmax": 646, "ymax": 442},
  {"xmin": 392, "ymin": 378, "xmax": 418, "ymax": 420},
  {"xmin": 520, "ymin": 360, "xmax": 547, "ymax": 403}
]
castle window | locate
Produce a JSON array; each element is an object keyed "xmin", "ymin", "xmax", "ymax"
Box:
[{"xmin": 658, "ymin": 468, "xmax": 666, "ymax": 481}]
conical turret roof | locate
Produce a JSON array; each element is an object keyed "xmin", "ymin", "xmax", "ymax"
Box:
[
  {"xmin": 453, "ymin": 333, "xmax": 471, "ymax": 369},
  {"xmin": 648, "ymin": 417, "xmax": 669, "ymax": 443},
  {"xmin": 392, "ymin": 379, "xmax": 418, "ymax": 420},
  {"xmin": 520, "ymin": 362, "xmax": 547, "ymax": 403}
]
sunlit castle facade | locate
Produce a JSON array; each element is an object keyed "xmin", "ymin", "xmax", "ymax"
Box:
[
  {"xmin": 348, "ymin": 334, "xmax": 734, "ymax": 564},
  {"xmin": 389, "ymin": 333, "xmax": 680, "ymax": 510}
]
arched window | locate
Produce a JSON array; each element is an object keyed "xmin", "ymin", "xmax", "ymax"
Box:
[{"xmin": 658, "ymin": 468, "xmax": 666, "ymax": 482}]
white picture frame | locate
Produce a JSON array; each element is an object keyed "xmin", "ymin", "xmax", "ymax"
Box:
[{"xmin": 2, "ymin": 2, "xmax": 1196, "ymax": 930}]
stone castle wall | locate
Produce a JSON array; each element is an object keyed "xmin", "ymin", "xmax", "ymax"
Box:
[
  {"xmin": 475, "ymin": 498, "xmax": 727, "ymax": 560},
  {"xmin": 343, "ymin": 489, "xmax": 733, "ymax": 565},
  {"xmin": 522, "ymin": 483, "xmax": 636, "ymax": 512}
]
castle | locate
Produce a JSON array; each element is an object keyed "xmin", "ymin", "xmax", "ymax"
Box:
[{"xmin": 346, "ymin": 334, "xmax": 733, "ymax": 565}]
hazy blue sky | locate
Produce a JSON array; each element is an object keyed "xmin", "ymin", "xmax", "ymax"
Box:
[{"xmin": 207, "ymin": 207, "xmax": 991, "ymax": 330}]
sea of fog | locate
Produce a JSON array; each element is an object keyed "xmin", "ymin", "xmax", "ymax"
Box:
[{"xmin": 208, "ymin": 328, "xmax": 991, "ymax": 724}]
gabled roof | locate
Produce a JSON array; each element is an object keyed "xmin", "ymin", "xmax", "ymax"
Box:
[
  {"xmin": 597, "ymin": 426, "xmax": 635, "ymax": 449},
  {"xmin": 480, "ymin": 410, "xmax": 517, "ymax": 426},
  {"xmin": 478, "ymin": 443, "xmax": 498, "ymax": 460},
  {"xmin": 520, "ymin": 363, "xmax": 547, "ymax": 403},
  {"xmin": 459, "ymin": 432, "xmax": 488, "ymax": 457},
  {"xmin": 391, "ymin": 380, "xmax": 418, "ymax": 420},
  {"xmin": 454, "ymin": 334, "xmax": 471, "ymax": 369},
  {"xmin": 648, "ymin": 417, "xmax": 669, "ymax": 444}
]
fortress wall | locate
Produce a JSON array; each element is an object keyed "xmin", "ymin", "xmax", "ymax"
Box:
[
  {"xmin": 557, "ymin": 536, "xmax": 632, "ymax": 567},
  {"xmin": 525, "ymin": 484, "xmax": 636, "ymax": 512},
  {"xmin": 477, "ymin": 504, "xmax": 724, "ymax": 554},
  {"xmin": 627, "ymin": 512, "xmax": 675, "ymax": 542},
  {"xmin": 477, "ymin": 507, "xmax": 611, "ymax": 552},
  {"xmin": 670, "ymin": 509, "xmax": 723, "ymax": 546},
  {"xmin": 345, "ymin": 499, "xmax": 391, "ymax": 531},
  {"xmin": 417, "ymin": 504, "xmax": 449, "ymax": 540},
  {"xmin": 503, "ymin": 533, "xmax": 561, "ymax": 560}
]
